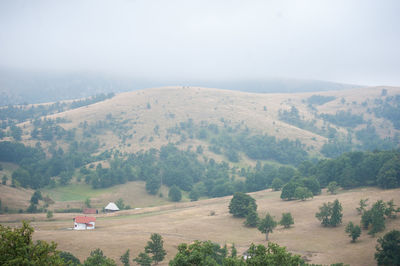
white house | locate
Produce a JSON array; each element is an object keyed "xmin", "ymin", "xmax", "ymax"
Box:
[
  {"xmin": 73, "ymin": 216, "xmax": 96, "ymax": 230},
  {"xmin": 105, "ymin": 202, "xmax": 120, "ymax": 212}
]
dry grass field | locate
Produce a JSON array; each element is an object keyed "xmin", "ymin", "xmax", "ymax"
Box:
[{"xmin": 1, "ymin": 187, "xmax": 399, "ymax": 265}]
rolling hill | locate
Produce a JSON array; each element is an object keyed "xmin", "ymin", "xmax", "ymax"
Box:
[{"xmin": 13, "ymin": 85, "xmax": 400, "ymax": 160}]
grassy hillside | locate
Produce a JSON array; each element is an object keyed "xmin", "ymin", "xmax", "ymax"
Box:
[{"xmin": 13, "ymin": 85, "xmax": 400, "ymax": 160}]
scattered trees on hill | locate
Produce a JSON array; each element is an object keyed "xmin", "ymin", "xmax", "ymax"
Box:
[
  {"xmin": 315, "ymin": 199, "xmax": 343, "ymax": 227},
  {"xmin": 361, "ymin": 199, "xmax": 399, "ymax": 236},
  {"xmin": 375, "ymin": 230, "xmax": 400, "ymax": 266}
]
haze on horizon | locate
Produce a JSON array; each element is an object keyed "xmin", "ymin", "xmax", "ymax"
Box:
[{"xmin": 0, "ymin": 0, "xmax": 399, "ymax": 87}]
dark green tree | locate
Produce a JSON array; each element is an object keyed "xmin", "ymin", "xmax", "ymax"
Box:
[
  {"xmin": 84, "ymin": 249, "xmax": 116, "ymax": 266},
  {"xmin": 0, "ymin": 221, "xmax": 64, "ymax": 265},
  {"xmin": 330, "ymin": 199, "xmax": 343, "ymax": 227},
  {"xmin": 258, "ymin": 213, "xmax": 277, "ymax": 240},
  {"xmin": 231, "ymin": 243, "xmax": 237, "ymax": 258},
  {"xmin": 168, "ymin": 240, "xmax": 230, "ymax": 266},
  {"xmin": 376, "ymin": 157, "xmax": 400, "ymax": 189},
  {"xmin": 146, "ymin": 176, "xmax": 161, "ymax": 195},
  {"xmin": 189, "ymin": 189, "xmax": 199, "ymax": 201},
  {"xmin": 120, "ymin": 249, "xmax": 130, "ymax": 266},
  {"xmin": 280, "ymin": 182, "xmax": 297, "ymax": 200},
  {"xmin": 375, "ymin": 230, "xmax": 400, "ymax": 266},
  {"xmin": 368, "ymin": 200, "xmax": 386, "ymax": 236},
  {"xmin": 133, "ymin": 252, "xmax": 152, "ymax": 266},
  {"xmin": 59, "ymin": 251, "xmax": 81, "ymax": 265},
  {"xmin": 384, "ymin": 199, "xmax": 398, "ymax": 219},
  {"xmin": 229, "ymin": 192, "xmax": 257, "ymax": 218},
  {"xmin": 244, "ymin": 208, "xmax": 259, "ymax": 227},
  {"xmin": 168, "ymin": 185, "xmax": 182, "ymax": 202},
  {"xmin": 316, "ymin": 199, "xmax": 342, "ymax": 227},
  {"xmin": 144, "ymin": 233, "xmax": 166, "ymax": 264},
  {"xmin": 30, "ymin": 190, "xmax": 43, "ymax": 204},
  {"xmin": 279, "ymin": 212, "xmax": 294, "ymax": 228},
  {"xmin": 345, "ymin": 222, "xmax": 361, "ymax": 242},
  {"xmin": 245, "ymin": 242, "xmax": 304, "ymax": 266}
]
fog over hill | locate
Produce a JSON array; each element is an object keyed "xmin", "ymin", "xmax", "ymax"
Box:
[{"xmin": 0, "ymin": 69, "xmax": 361, "ymax": 105}]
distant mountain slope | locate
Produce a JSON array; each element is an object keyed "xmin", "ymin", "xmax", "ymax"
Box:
[
  {"xmin": 0, "ymin": 69, "xmax": 361, "ymax": 105},
  {"xmin": 13, "ymin": 85, "xmax": 400, "ymax": 162}
]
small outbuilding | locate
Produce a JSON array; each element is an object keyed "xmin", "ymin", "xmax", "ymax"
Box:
[
  {"xmin": 105, "ymin": 202, "xmax": 120, "ymax": 212},
  {"xmin": 73, "ymin": 216, "xmax": 96, "ymax": 230}
]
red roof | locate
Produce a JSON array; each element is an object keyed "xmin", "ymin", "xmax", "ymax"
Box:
[
  {"xmin": 75, "ymin": 216, "xmax": 96, "ymax": 223},
  {"xmin": 83, "ymin": 208, "xmax": 97, "ymax": 214}
]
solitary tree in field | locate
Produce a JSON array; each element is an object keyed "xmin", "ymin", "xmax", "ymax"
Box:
[
  {"xmin": 144, "ymin": 233, "xmax": 166, "ymax": 264},
  {"xmin": 258, "ymin": 213, "xmax": 277, "ymax": 240},
  {"xmin": 345, "ymin": 222, "xmax": 361, "ymax": 242},
  {"xmin": 279, "ymin": 212, "xmax": 294, "ymax": 228}
]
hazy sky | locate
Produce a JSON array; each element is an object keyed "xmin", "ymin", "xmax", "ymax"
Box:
[{"xmin": 1, "ymin": 0, "xmax": 399, "ymax": 85}]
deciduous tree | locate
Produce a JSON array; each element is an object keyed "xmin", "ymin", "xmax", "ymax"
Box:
[
  {"xmin": 0, "ymin": 221, "xmax": 64, "ymax": 265},
  {"xmin": 229, "ymin": 192, "xmax": 257, "ymax": 218},
  {"xmin": 375, "ymin": 230, "xmax": 400, "ymax": 266},
  {"xmin": 168, "ymin": 185, "xmax": 182, "ymax": 202},
  {"xmin": 345, "ymin": 222, "xmax": 361, "ymax": 242},
  {"xmin": 258, "ymin": 213, "xmax": 277, "ymax": 240},
  {"xmin": 144, "ymin": 233, "xmax": 166, "ymax": 264},
  {"xmin": 279, "ymin": 212, "xmax": 294, "ymax": 228}
]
